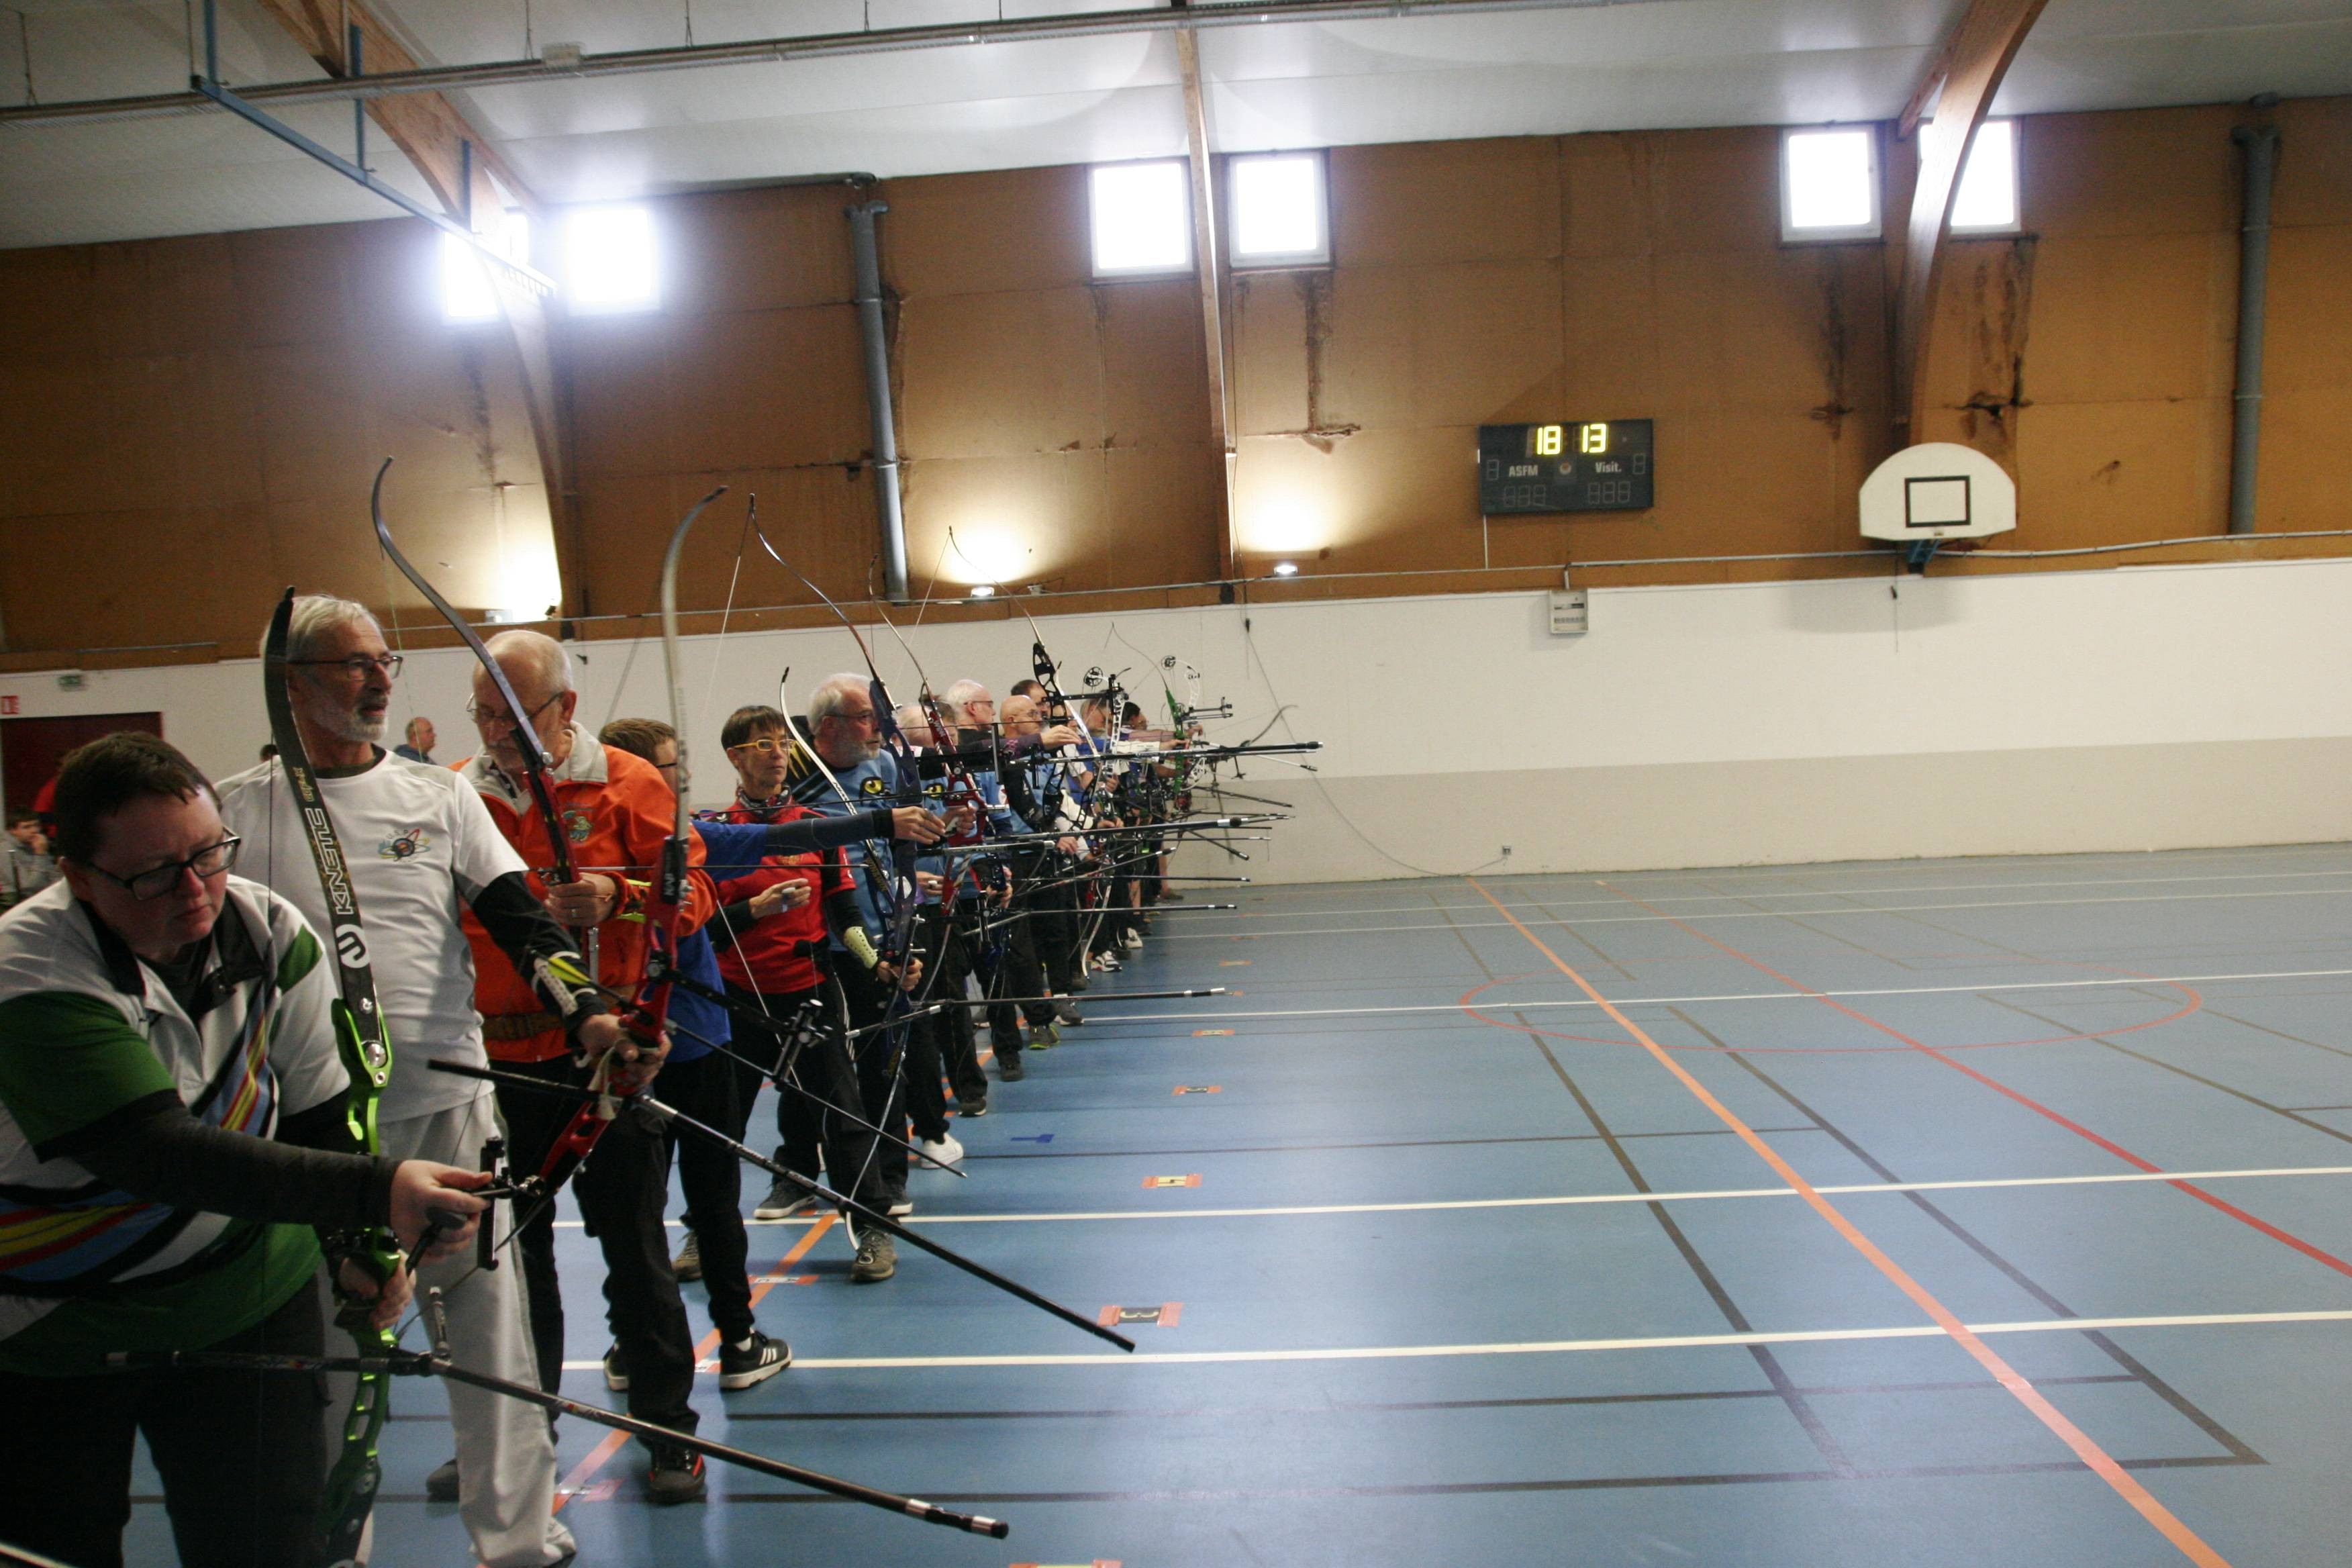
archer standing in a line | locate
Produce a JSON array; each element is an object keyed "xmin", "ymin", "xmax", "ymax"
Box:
[
  {"xmin": 458, "ymin": 629, "xmax": 716, "ymax": 1505},
  {"xmin": 0, "ymin": 732, "xmax": 489, "ymax": 1568},
  {"xmin": 220, "ymin": 596, "xmax": 613, "ymax": 1564}
]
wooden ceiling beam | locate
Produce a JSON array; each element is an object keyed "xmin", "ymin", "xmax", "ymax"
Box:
[
  {"xmin": 248, "ymin": 0, "xmax": 588, "ymax": 618},
  {"xmin": 1890, "ymin": 0, "xmax": 2049, "ymax": 444}
]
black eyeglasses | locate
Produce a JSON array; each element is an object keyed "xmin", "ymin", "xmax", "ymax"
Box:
[
  {"xmin": 289, "ymin": 654, "xmax": 403, "ymax": 678},
  {"xmin": 466, "ymin": 692, "xmax": 564, "ymax": 731},
  {"xmin": 91, "ymin": 834, "xmax": 242, "ymax": 901}
]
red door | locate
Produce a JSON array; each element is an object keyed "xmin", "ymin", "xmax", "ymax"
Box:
[{"xmin": 2, "ymin": 713, "xmax": 165, "ymax": 816}]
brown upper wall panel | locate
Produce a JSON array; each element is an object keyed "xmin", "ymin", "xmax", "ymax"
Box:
[
  {"xmin": 2263, "ymin": 226, "xmax": 2352, "ymax": 395},
  {"xmin": 882, "ymin": 165, "xmax": 1092, "ymax": 299},
  {"xmin": 1229, "ymin": 271, "xmax": 1312, "ymax": 437},
  {"xmin": 2021, "ymin": 106, "xmax": 2238, "ymax": 240},
  {"xmin": 901, "ymin": 448, "xmax": 1101, "ymax": 591},
  {"xmin": 662, "ymin": 305, "xmax": 870, "ymax": 475},
  {"xmin": 1315, "ymin": 257, "xmax": 1565, "ymax": 433},
  {"xmin": 566, "ymin": 312, "xmax": 677, "ymax": 480},
  {"xmin": 2018, "ymin": 230, "xmax": 2235, "ymax": 407},
  {"xmin": 1097, "ymin": 280, "xmax": 1214, "ymax": 451},
  {"xmin": 2010, "ymin": 396, "xmax": 2230, "ymax": 543},
  {"xmin": 898, "ymin": 285, "xmax": 1105, "ymax": 459},
  {"xmin": 659, "ymin": 187, "xmax": 861, "ymax": 316},
  {"xmin": 1562, "ymin": 127, "xmax": 1784, "ymax": 259},
  {"xmin": 2272, "ymin": 97, "xmax": 2352, "ymax": 228},
  {"xmin": 1330, "ymin": 138, "xmax": 1561, "ymax": 269},
  {"xmin": 0, "ymin": 503, "xmax": 255, "ymax": 653}
]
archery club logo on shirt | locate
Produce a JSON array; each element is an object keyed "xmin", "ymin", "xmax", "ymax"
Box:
[
  {"xmin": 562, "ymin": 807, "xmax": 593, "ymax": 843},
  {"xmin": 860, "ymin": 777, "xmax": 887, "ymax": 797},
  {"xmin": 378, "ymin": 826, "xmax": 433, "ymax": 863}
]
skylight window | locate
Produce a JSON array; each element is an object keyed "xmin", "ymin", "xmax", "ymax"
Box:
[
  {"xmin": 1950, "ymin": 119, "xmax": 2020, "ymax": 233},
  {"xmin": 1230, "ymin": 152, "xmax": 1329, "ymax": 267},
  {"xmin": 441, "ymin": 211, "xmax": 531, "ymax": 324},
  {"xmin": 563, "ymin": 205, "xmax": 660, "ymax": 313},
  {"xmin": 1781, "ymin": 126, "xmax": 1881, "ymax": 242},
  {"xmin": 1090, "ymin": 161, "xmax": 1192, "ymax": 277}
]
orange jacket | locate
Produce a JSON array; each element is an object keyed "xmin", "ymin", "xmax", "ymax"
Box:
[{"xmin": 456, "ymin": 729, "xmax": 717, "ymax": 1063}]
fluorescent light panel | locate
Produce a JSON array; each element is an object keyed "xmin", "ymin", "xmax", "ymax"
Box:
[
  {"xmin": 1091, "ymin": 161, "xmax": 1191, "ymax": 277},
  {"xmin": 1230, "ymin": 153, "xmax": 1328, "ymax": 265}
]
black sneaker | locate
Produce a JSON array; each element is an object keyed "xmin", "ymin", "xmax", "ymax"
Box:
[
  {"xmin": 646, "ymin": 1447, "xmax": 706, "ymax": 1505},
  {"xmin": 1054, "ymin": 1000, "xmax": 1084, "ymax": 1026},
  {"xmin": 602, "ymin": 1344, "xmax": 628, "ymax": 1392},
  {"xmin": 717, "ymin": 1330, "xmax": 791, "ymax": 1391},
  {"xmin": 999, "ymin": 1058, "xmax": 1026, "ymax": 1082},
  {"xmin": 671, "ymin": 1230, "xmax": 703, "ymax": 1281},
  {"xmin": 958, "ymin": 1096, "xmax": 989, "ymax": 1118},
  {"xmin": 425, "ymin": 1457, "xmax": 459, "ymax": 1502}
]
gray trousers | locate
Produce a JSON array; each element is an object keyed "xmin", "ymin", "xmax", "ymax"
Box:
[{"xmin": 323, "ymin": 1091, "xmax": 576, "ymax": 1568}]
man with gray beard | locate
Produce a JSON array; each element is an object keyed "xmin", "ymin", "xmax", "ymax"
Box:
[{"xmin": 217, "ymin": 595, "xmax": 614, "ymax": 1563}]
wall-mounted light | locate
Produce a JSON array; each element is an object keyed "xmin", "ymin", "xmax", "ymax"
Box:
[
  {"xmin": 967, "ymin": 584, "xmax": 997, "ymax": 599},
  {"xmin": 1271, "ymin": 561, "xmax": 1300, "ymax": 577}
]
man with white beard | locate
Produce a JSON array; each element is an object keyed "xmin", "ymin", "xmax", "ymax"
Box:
[{"xmin": 217, "ymin": 596, "xmax": 626, "ymax": 1563}]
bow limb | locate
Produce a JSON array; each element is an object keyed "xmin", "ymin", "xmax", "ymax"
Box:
[
  {"xmin": 370, "ymin": 458, "xmax": 577, "ymax": 887},
  {"xmin": 262, "ymin": 587, "xmax": 399, "ymax": 1562},
  {"xmin": 636, "ymin": 483, "xmax": 730, "ymax": 1046}
]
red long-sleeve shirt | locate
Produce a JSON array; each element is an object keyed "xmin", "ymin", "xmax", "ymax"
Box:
[
  {"xmin": 456, "ymin": 729, "xmax": 716, "ymax": 1063},
  {"xmin": 709, "ymin": 798, "xmax": 852, "ymax": 995}
]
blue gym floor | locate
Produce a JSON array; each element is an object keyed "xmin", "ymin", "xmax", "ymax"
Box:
[{"xmin": 131, "ymin": 843, "xmax": 2352, "ymax": 1565}]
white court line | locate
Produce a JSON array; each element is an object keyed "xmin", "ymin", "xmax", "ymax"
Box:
[
  {"xmin": 1077, "ymin": 966, "xmax": 2352, "ymax": 1027},
  {"xmin": 564, "ymin": 1163, "xmax": 2352, "ymax": 1230},
  {"xmin": 1153, "ymin": 884, "xmax": 2352, "ymax": 940},
  {"xmin": 1188, "ymin": 867, "xmax": 2352, "ymax": 922},
  {"xmin": 562, "ymin": 1308, "xmax": 2352, "ymax": 1371}
]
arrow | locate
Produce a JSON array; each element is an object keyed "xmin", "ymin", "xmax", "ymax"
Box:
[{"xmin": 1011, "ymin": 1133, "xmax": 1056, "ymax": 1144}]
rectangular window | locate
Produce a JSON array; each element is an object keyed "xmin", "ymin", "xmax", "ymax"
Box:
[
  {"xmin": 441, "ymin": 211, "xmax": 531, "ymax": 324},
  {"xmin": 1228, "ymin": 152, "xmax": 1329, "ymax": 268},
  {"xmin": 1090, "ymin": 160, "xmax": 1192, "ymax": 278},
  {"xmin": 563, "ymin": 205, "xmax": 660, "ymax": 313},
  {"xmin": 1950, "ymin": 119, "xmax": 2020, "ymax": 234},
  {"xmin": 1781, "ymin": 126, "xmax": 1881, "ymax": 242}
]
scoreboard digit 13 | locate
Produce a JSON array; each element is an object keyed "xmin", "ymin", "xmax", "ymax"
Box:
[{"xmin": 1477, "ymin": 420, "xmax": 1654, "ymax": 515}]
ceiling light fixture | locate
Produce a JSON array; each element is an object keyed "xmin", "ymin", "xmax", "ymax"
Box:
[
  {"xmin": 968, "ymin": 583, "xmax": 997, "ymax": 598},
  {"xmin": 1271, "ymin": 561, "xmax": 1300, "ymax": 577}
]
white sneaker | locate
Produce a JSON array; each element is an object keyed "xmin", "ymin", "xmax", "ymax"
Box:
[
  {"xmin": 916, "ymin": 1133, "xmax": 965, "ymax": 1165},
  {"xmin": 1122, "ymin": 930, "xmax": 1145, "ymax": 949}
]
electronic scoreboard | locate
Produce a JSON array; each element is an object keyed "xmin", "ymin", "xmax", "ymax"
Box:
[{"xmin": 1477, "ymin": 420, "xmax": 1654, "ymax": 515}]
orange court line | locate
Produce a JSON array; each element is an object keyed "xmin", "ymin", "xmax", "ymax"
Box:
[
  {"xmin": 1594, "ymin": 881, "xmax": 2352, "ymax": 1281},
  {"xmin": 552, "ymin": 1212, "xmax": 838, "ymax": 1512},
  {"xmin": 1464, "ymin": 877, "xmax": 2235, "ymax": 1568}
]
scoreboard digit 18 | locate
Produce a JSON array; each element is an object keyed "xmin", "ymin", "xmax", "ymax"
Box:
[{"xmin": 1477, "ymin": 420, "xmax": 1655, "ymax": 515}]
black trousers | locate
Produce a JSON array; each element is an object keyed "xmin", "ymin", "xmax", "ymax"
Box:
[
  {"xmin": 657, "ymin": 1050, "xmax": 754, "ymax": 1342},
  {"xmin": 0, "ymin": 1283, "xmax": 325, "ymax": 1568},
  {"xmin": 497, "ymin": 1063, "xmax": 699, "ymax": 1442},
  {"xmin": 838, "ymin": 942, "xmax": 967, "ymax": 1196},
  {"xmin": 905, "ymin": 907, "xmax": 963, "ymax": 1135},
  {"xmin": 1029, "ymin": 859, "xmax": 1083, "ymax": 992},
  {"xmin": 936, "ymin": 906, "xmax": 993, "ymax": 1098},
  {"xmin": 984, "ymin": 897, "xmax": 1055, "ymax": 1043},
  {"xmin": 734, "ymin": 982, "xmax": 885, "ymax": 1210}
]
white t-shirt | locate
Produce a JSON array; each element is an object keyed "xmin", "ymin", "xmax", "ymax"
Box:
[{"xmin": 217, "ymin": 751, "xmax": 529, "ymax": 1124}]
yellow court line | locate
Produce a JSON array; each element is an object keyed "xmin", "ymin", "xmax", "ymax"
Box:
[
  {"xmin": 1463, "ymin": 876, "xmax": 2236, "ymax": 1568},
  {"xmin": 552, "ymin": 1213, "xmax": 838, "ymax": 1512}
]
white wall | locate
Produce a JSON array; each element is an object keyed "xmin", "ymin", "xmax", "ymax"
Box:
[{"xmin": 6, "ymin": 556, "xmax": 2350, "ymax": 882}]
